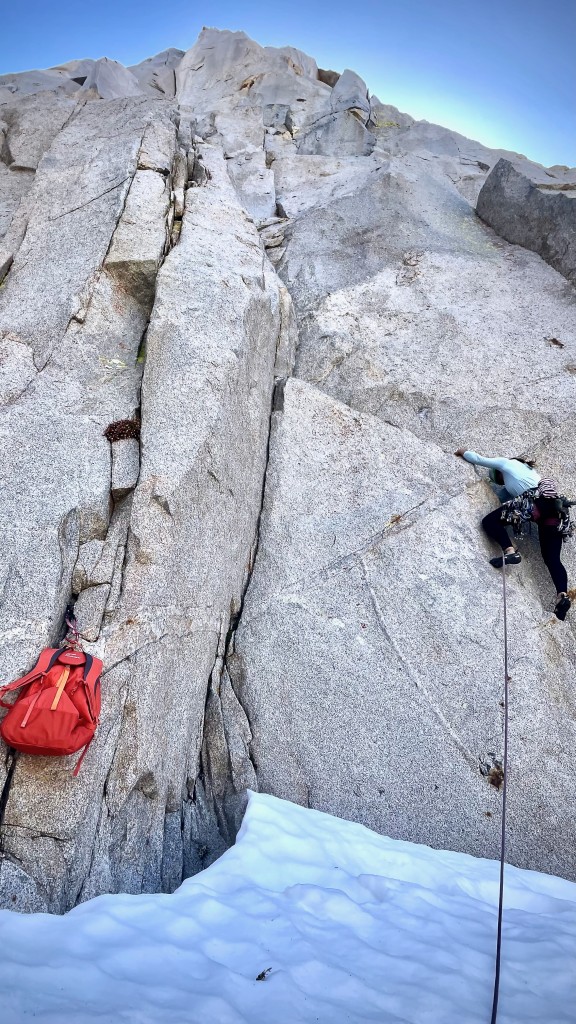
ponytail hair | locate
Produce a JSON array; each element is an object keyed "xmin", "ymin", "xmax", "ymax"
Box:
[{"xmin": 514, "ymin": 456, "xmax": 536, "ymax": 468}]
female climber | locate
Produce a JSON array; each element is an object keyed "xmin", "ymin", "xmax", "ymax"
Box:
[{"xmin": 455, "ymin": 448, "xmax": 571, "ymax": 621}]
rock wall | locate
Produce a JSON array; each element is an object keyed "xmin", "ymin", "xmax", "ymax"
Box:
[
  {"xmin": 477, "ymin": 158, "xmax": 576, "ymax": 285},
  {"xmin": 1, "ymin": 27, "xmax": 575, "ymax": 910}
]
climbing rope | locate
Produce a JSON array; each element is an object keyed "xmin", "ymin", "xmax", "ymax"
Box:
[{"xmin": 490, "ymin": 556, "xmax": 510, "ymax": 1024}]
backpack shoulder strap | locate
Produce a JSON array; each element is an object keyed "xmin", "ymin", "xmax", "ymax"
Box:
[
  {"xmin": 83, "ymin": 653, "xmax": 103, "ymax": 689},
  {"xmin": 0, "ymin": 648, "xmax": 62, "ymax": 706},
  {"xmin": 82, "ymin": 654, "xmax": 103, "ymax": 720}
]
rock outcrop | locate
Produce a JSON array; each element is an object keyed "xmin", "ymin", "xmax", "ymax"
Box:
[
  {"xmin": 1, "ymin": 27, "xmax": 575, "ymax": 912},
  {"xmin": 477, "ymin": 158, "xmax": 576, "ymax": 285}
]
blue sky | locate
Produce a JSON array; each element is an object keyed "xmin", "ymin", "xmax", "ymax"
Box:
[{"xmin": 1, "ymin": 0, "xmax": 574, "ymax": 166}]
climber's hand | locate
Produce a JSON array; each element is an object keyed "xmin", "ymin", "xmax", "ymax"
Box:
[{"xmin": 454, "ymin": 448, "xmax": 467, "ymax": 458}]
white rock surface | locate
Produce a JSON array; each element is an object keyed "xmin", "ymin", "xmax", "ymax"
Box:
[
  {"xmin": 0, "ymin": 98, "xmax": 180, "ymax": 910},
  {"xmin": 232, "ymin": 380, "xmax": 576, "ymax": 876},
  {"xmin": 330, "ymin": 68, "xmax": 371, "ymax": 121},
  {"xmin": 177, "ymin": 28, "xmax": 330, "ymax": 122},
  {"xmin": 297, "ymin": 109, "xmax": 377, "ymax": 156},
  {"xmin": 0, "ymin": 68, "xmax": 78, "ymax": 103},
  {"xmin": 80, "ymin": 58, "xmax": 143, "ymax": 101},
  {"xmin": 281, "ymin": 162, "xmax": 576, "ymax": 448},
  {"xmin": 110, "ymin": 438, "xmax": 140, "ymax": 498},
  {"xmin": 129, "ymin": 48, "xmax": 185, "ymax": 98},
  {"xmin": 477, "ymin": 157, "xmax": 576, "ymax": 284}
]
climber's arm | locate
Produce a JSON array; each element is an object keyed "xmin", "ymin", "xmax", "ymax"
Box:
[{"xmin": 455, "ymin": 449, "xmax": 510, "ymax": 471}]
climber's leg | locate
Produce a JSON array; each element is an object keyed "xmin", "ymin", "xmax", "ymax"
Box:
[
  {"xmin": 538, "ymin": 525, "xmax": 570, "ymax": 618},
  {"xmin": 482, "ymin": 507, "xmax": 514, "ymax": 551},
  {"xmin": 482, "ymin": 507, "xmax": 519, "ymax": 566}
]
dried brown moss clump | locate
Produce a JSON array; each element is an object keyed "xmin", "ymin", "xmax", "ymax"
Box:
[{"xmin": 103, "ymin": 418, "xmax": 141, "ymax": 442}]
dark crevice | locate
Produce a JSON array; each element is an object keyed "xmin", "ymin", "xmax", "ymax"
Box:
[
  {"xmin": 136, "ymin": 327, "xmax": 148, "ymax": 364},
  {"xmin": 110, "ymin": 521, "xmax": 135, "ymax": 617},
  {"xmin": 223, "ymin": 379, "xmax": 278, "ymax": 652},
  {"xmin": 0, "ymin": 253, "xmax": 14, "ymax": 286},
  {"xmin": 0, "ymin": 133, "xmax": 14, "ymax": 167},
  {"xmin": 2, "ymin": 823, "xmax": 73, "ymax": 841},
  {"xmin": 272, "ymin": 378, "xmax": 286, "ymax": 412},
  {"xmin": 196, "ymin": 284, "xmax": 300, "ymax": 834},
  {"xmin": 187, "ymin": 661, "xmax": 247, "ymax": 875},
  {"xmin": 0, "ymin": 208, "xmax": 32, "ymax": 288},
  {"xmin": 0, "ymin": 751, "xmax": 18, "ymax": 854}
]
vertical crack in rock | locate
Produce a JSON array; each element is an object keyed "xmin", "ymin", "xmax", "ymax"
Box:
[
  {"xmin": 63, "ymin": 136, "xmax": 286, "ymax": 904},
  {"xmin": 0, "ymin": 751, "xmax": 18, "ymax": 849},
  {"xmin": 187, "ymin": 302, "xmax": 294, "ymax": 865},
  {"xmin": 183, "ymin": 399, "xmax": 276, "ymax": 867},
  {"xmin": 184, "ymin": 193, "xmax": 300, "ymax": 864},
  {"xmin": 72, "ymin": 135, "xmax": 188, "ymax": 646},
  {"xmin": 93, "ymin": 130, "xmax": 201, "ymax": 631},
  {"xmin": 186, "ymin": 640, "xmax": 256, "ymax": 875}
]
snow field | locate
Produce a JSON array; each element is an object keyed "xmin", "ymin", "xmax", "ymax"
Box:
[{"xmin": 1, "ymin": 791, "xmax": 575, "ymax": 1023}]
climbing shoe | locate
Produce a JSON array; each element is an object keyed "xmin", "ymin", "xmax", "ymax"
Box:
[
  {"xmin": 490, "ymin": 552, "xmax": 521, "ymax": 569},
  {"xmin": 554, "ymin": 595, "xmax": 571, "ymax": 621}
]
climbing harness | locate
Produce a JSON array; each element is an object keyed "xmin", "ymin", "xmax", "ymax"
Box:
[
  {"xmin": 500, "ymin": 488, "xmax": 575, "ymax": 540},
  {"xmin": 490, "ymin": 551, "xmax": 510, "ymax": 1024},
  {"xmin": 500, "ymin": 490, "xmax": 537, "ymax": 537}
]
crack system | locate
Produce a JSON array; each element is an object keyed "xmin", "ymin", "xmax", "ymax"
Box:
[
  {"xmin": 0, "ymin": 115, "xmax": 201, "ymax": 908},
  {"xmin": 187, "ymin": 256, "xmax": 290, "ymax": 869},
  {"xmin": 72, "ymin": 123, "xmax": 195, "ymax": 646}
]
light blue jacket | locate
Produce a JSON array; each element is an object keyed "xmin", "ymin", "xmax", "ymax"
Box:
[{"xmin": 463, "ymin": 451, "xmax": 540, "ymax": 498}]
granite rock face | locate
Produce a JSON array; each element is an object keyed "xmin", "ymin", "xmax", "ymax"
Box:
[
  {"xmin": 477, "ymin": 158, "xmax": 576, "ymax": 285},
  {"xmin": 1, "ymin": 28, "xmax": 575, "ymax": 912},
  {"xmin": 129, "ymin": 49, "xmax": 185, "ymax": 98}
]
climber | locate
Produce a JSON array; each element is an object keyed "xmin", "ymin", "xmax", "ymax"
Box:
[{"xmin": 455, "ymin": 448, "xmax": 571, "ymax": 621}]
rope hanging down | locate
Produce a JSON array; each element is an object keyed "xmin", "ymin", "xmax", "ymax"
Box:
[{"xmin": 490, "ymin": 557, "xmax": 510, "ymax": 1024}]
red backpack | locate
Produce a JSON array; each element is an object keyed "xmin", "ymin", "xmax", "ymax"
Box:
[{"xmin": 0, "ymin": 647, "xmax": 103, "ymax": 775}]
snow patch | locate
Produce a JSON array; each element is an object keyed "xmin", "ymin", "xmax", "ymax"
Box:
[{"xmin": 1, "ymin": 791, "xmax": 575, "ymax": 1023}]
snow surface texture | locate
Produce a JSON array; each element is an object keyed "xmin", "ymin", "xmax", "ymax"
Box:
[{"xmin": 0, "ymin": 792, "xmax": 575, "ymax": 1024}]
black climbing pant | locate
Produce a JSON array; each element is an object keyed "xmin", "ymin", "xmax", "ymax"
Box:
[
  {"xmin": 538, "ymin": 524, "xmax": 568, "ymax": 594},
  {"xmin": 482, "ymin": 505, "xmax": 568, "ymax": 594},
  {"xmin": 482, "ymin": 506, "xmax": 513, "ymax": 551}
]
